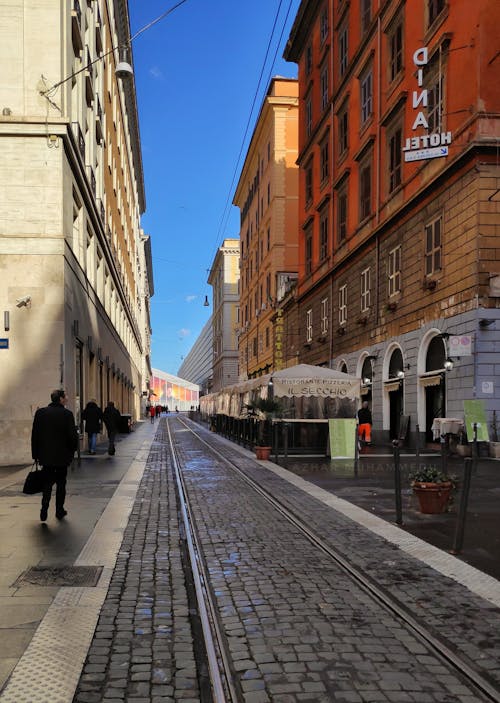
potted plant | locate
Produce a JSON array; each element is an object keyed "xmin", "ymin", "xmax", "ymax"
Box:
[
  {"xmin": 409, "ymin": 466, "xmax": 456, "ymax": 514},
  {"xmin": 252, "ymin": 398, "xmax": 282, "ymax": 460}
]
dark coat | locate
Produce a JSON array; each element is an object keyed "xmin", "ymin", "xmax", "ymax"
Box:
[
  {"xmin": 82, "ymin": 402, "xmax": 103, "ymax": 434},
  {"xmin": 103, "ymin": 405, "xmax": 121, "ymax": 434},
  {"xmin": 357, "ymin": 407, "xmax": 372, "ymax": 425},
  {"xmin": 31, "ymin": 402, "xmax": 79, "ymax": 467}
]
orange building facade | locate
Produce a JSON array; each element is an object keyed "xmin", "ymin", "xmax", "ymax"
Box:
[
  {"xmin": 233, "ymin": 78, "xmax": 299, "ymax": 379},
  {"xmin": 285, "ymin": 0, "xmax": 500, "ymax": 444}
]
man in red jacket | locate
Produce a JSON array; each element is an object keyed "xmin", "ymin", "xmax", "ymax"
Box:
[{"xmin": 31, "ymin": 389, "xmax": 79, "ymax": 522}]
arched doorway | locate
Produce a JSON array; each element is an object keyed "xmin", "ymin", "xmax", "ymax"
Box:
[
  {"xmin": 387, "ymin": 349, "xmax": 404, "ymax": 440},
  {"xmin": 360, "ymin": 356, "xmax": 373, "ymax": 405},
  {"xmin": 424, "ymin": 336, "xmax": 446, "ymax": 441}
]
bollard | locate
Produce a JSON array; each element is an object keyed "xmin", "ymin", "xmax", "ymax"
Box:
[
  {"xmin": 451, "ymin": 457, "xmax": 473, "ymax": 554},
  {"xmin": 441, "ymin": 433, "xmax": 448, "ymax": 475},
  {"xmin": 393, "ymin": 440, "xmax": 403, "ymax": 525},
  {"xmin": 472, "ymin": 422, "xmax": 478, "ymax": 474},
  {"xmin": 274, "ymin": 421, "xmax": 279, "ymax": 463}
]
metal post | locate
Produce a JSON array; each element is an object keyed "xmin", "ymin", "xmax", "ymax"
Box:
[
  {"xmin": 472, "ymin": 422, "xmax": 478, "ymax": 474},
  {"xmin": 274, "ymin": 421, "xmax": 279, "ymax": 463},
  {"xmin": 415, "ymin": 423, "xmax": 420, "ymax": 472},
  {"xmin": 393, "ymin": 441, "xmax": 403, "ymax": 525},
  {"xmin": 440, "ymin": 433, "xmax": 448, "ymax": 475},
  {"xmin": 283, "ymin": 422, "xmax": 289, "ymax": 468},
  {"xmin": 451, "ymin": 457, "xmax": 473, "ymax": 554},
  {"xmin": 354, "ymin": 424, "xmax": 359, "ymax": 477}
]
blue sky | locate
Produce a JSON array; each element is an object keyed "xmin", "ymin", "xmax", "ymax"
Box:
[{"xmin": 129, "ymin": 0, "xmax": 300, "ymax": 375}]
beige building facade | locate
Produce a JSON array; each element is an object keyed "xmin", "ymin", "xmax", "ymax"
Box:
[
  {"xmin": 208, "ymin": 239, "xmax": 240, "ymax": 392},
  {"xmin": 233, "ymin": 77, "xmax": 299, "ymax": 380},
  {"xmin": 0, "ymin": 0, "xmax": 152, "ymax": 465}
]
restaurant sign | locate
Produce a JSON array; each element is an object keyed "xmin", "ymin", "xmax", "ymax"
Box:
[{"xmin": 403, "ymin": 47, "xmax": 452, "ymax": 163}]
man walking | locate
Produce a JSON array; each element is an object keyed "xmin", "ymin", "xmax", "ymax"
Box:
[
  {"xmin": 31, "ymin": 389, "xmax": 78, "ymax": 521},
  {"xmin": 103, "ymin": 401, "xmax": 121, "ymax": 455}
]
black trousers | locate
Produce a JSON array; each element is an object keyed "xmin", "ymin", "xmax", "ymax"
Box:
[{"xmin": 41, "ymin": 466, "xmax": 68, "ymax": 513}]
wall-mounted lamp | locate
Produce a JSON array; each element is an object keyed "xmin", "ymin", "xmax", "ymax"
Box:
[
  {"xmin": 397, "ymin": 370, "xmax": 405, "ymax": 379},
  {"xmin": 366, "ymin": 354, "xmax": 378, "ymax": 362},
  {"xmin": 479, "ymin": 318, "xmax": 495, "ymax": 328},
  {"xmin": 438, "ymin": 332, "xmax": 450, "ymax": 340},
  {"xmin": 203, "ymin": 295, "xmax": 210, "ymax": 307},
  {"xmin": 4, "ymin": 311, "xmax": 9, "ymax": 331},
  {"xmin": 362, "ymin": 377, "xmax": 372, "ymax": 385},
  {"xmin": 444, "ymin": 358, "xmax": 454, "ymax": 371}
]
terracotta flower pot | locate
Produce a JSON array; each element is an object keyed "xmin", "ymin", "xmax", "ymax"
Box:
[
  {"xmin": 413, "ymin": 481, "xmax": 453, "ymax": 514},
  {"xmin": 255, "ymin": 446, "xmax": 271, "ymax": 460}
]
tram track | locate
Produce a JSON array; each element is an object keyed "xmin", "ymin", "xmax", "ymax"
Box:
[{"xmin": 168, "ymin": 416, "xmax": 500, "ymax": 703}]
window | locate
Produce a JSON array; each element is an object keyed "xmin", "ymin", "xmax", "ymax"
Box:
[
  {"xmin": 321, "ymin": 297, "xmax": 329, "ymax": 335},
  {"xmin": 320, "ymin": 7, "xmax": 329, "ymax": 44},
  {"xmin": 339, "ymin": 23, "xmax": 348, "ymax": 77},
  {"xmin": 319, "ymin": 208, "xmax": 329, "ymax": 261},
  {"xmin": 388, "ymin": 245, "xmax": 401, "ymax": 296},
  {"xmin": 360, "ymin": 67, "xmax": 373, "ymax": 125},
  {"xmin": 320, "ymin": 135, "xmax": 329, "ymax": 182},
  {"xmin": 338, "ymin": 187, "xmax": 348, "ymax": 244},
  {"xmin": 306, "ymin": 309, "xmax": 313, "ymax": 343},
  {"xmin": 305, "ymin": 44, "xmax": 312, "ymax": 75},
  {"xmin": 361, "ymin": 0, "xmax": 371, "ymax": 34},
  {"xmin": 338, "ymin": 103, "xmax": 348, "ymax": 155},
  {"xmin": 426, "ymin": 60, "xmax": 444, "ymax": 133},
  {"xmin": 359, "ymin": 157, "xmax": 372, "ymax": 220},
  {"xmin": 361, "ymin": 267, "xmax": 370, "ymax": 312},
  {"xmin": 305, "ymin": 162, "xmax": 313, "ymax": 205},
  {"xmin": 320, "ymin": 65, "xmax": 329, "ymax": 111},
  {"xmin": 388, "ymin": 19, "xmax": 403, "ymax": 82},
  {"xmin": 339, "ymin": 285, "xmax": 347, "ymax": 325},
  {"xmin": 428, "ymin": 0, "xmax": 445, "ymax": 25},
  {"xmin": 305, "ymin": 226, "xmax": 313, "ymax": 274},
  {"xmin": 425, "ymin": 216, "xmax": 442, "ymax": 276},
  {"xmin": 388, "ymin": 123, "xmax": 402, "ymax": 193},
  {"xmin": 305, "ymin": 96, "xmax": 312, "ymax": 137}
]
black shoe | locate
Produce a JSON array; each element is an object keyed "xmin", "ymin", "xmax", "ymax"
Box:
[
  {"xmin": 40, "ymin": 507, "xmax": 48, "ymax": 522},
  {"xmin": 56, "ymin": 509, "xmax": 67, "ymax": 520}
]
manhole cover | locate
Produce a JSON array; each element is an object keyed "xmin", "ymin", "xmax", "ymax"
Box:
[{"xmin": 13, "ymin": 565, "xmax": 103, "ymax": 587}]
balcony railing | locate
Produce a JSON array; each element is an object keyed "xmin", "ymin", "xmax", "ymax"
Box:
[{"xmin": 72, "ymin": 122, "xmax": 85, "ymax": 161}]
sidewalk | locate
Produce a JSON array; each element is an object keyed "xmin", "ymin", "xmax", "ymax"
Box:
[{"xmin": 0, "ymin": 420, "xmax": 156, "ymax": 693}]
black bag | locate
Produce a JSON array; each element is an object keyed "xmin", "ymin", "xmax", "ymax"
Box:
[{"xmin": 22, "ymin": 462, "xmax": 46, "ymax": 495}]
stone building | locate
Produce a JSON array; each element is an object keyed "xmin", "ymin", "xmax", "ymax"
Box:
[
  {"xmin": 208, "ymin": 239, "xmax": 240, "ymax": 392},
  {"xmin": 284, "ymin": 0, "xmax": 500, "ymax": 445},
  {"xmin": 0, "ymin": 0, "xmax": 152, "ymax": 465},
  {"xmin": 233, "ymin": 77, "xmax": 299, "ymax": 380}
]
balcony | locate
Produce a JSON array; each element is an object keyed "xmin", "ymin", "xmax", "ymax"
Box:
[
  {"xmin": 85, "ymin": 47, "xmax": 94, "ymax": 105},
  {"xmin": 86, "ymin": 165, "xmax": 96, "ymax": 196},
  {"xmin": 72, "ymin": 122, "xmax": 85, "ymax": 161},
  {"xmin": 97, "ymin": 197, "xmax": 105, "ymax": 224},
  {"xmin": 95, "ymin": 95, "xmax": 104, "ymax": 143},
  {"xmin": 95, "ymin": 5, "xmax": 103, "ymax": 54},
  {"xmin": 71, "ymin": 0, "xmax": 83, "ymax": 53}
]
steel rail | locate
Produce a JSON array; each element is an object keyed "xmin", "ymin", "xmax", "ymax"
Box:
[
  {"xmin": 176, "ymin": 416, "xmax": 500, "ymax": 703},
  {"xmin": 165, "ymin": 419, "xmax": 239, "ymax": 703}
]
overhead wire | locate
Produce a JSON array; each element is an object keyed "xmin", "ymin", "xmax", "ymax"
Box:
[{"xmin": 208, "ymin": 0, "xmax": 295, "ymax": 270}]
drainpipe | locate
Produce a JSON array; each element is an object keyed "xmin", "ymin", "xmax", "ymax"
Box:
[{"xmin": 375, "ymin": 12, "xmax": 382, "ymax": 321}]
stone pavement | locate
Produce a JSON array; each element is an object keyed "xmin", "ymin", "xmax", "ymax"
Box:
[{"xmin": 1, "ymin": 416, "xmax": 499, "ymax": 702}]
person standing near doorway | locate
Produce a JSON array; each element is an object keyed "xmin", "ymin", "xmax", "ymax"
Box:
[
  {"xmin": 357, "ymin": 400, "xmax": 373, "ymax": 446},
  {"xmin": 31, "ymin": 389, "xmax": 78, "ymax": 521},
  {"xmin": 82, "ymin": 399, "xmax": 103, "ymax": 454}
]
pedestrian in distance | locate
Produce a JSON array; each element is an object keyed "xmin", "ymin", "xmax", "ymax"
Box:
[
  {"xmin": 82, "ymin": 399, "xmax": 104, "ymax": 454},
  {"xmin": 103, "ymin": 401, "xmax": 121, "ymax": 456},
  {"xmin": 31, "ymin": 389, "xmax": 78, "ymax": 522},
  {"xmin": 149, "ymin": 404, "xmax": 155, "ymax": 423},
  {"xmin": 357, "ymin": 400, "xmax": 373, "ymax": 447}
]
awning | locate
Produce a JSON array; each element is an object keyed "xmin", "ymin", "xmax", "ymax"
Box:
[
  {"xmin": 384, "ymin": 381, "xmax": 402, "ymax": 393},
  {"xmin": 271, "ymin": 364, "xmax": 361, "ymax": 399},
  {"xmin": 419, "ymin": 375, "xmax": 442, "ymax": 388}
]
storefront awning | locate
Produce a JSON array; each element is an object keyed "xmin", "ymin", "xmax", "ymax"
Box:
[{"xmin": 419, "ymin": 375, "xmax": 442, "ymax": 388}]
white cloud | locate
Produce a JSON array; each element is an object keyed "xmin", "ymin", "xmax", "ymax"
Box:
[
  {"xmin": 185, "ymin": 295, "xmax": 197, "ymax": 303},
  {"xmin": 149, "ymin": 66, "xmax": 164, "ymax": 79},
  {"xmin": 178, "ymin": 328, "xmax": 190, "ymax": 339}
]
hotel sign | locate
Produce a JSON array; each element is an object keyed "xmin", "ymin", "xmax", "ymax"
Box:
[{"xmin": 403, "ymin": 47, "xmax": 452, "ymax": 163}]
